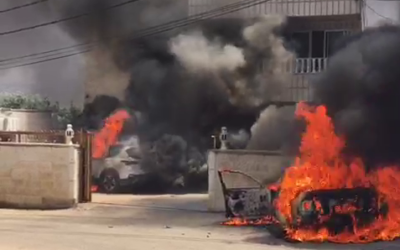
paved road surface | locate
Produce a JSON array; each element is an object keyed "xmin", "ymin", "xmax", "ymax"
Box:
[{"xmin": 0, "ymin": 194, "xmax": 399, "ymax": 250}]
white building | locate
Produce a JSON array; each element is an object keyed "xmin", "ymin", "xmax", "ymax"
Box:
[{"xmin": 188, "ymin": 0, "xmax": 400, "ymax": 103}]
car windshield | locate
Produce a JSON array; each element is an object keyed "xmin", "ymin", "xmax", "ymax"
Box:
[{"xmin": 108, "ymin": 145, "xmax": 124, "ymax": 157}]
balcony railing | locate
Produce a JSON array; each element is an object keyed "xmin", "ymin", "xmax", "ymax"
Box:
[
  {"xmin": 291, "ymin": 57, "xmax": 327, "ymax": 74},
  {"xmin": 189, "ymin": 0, "xmax": 362, "ymax": 18},
  {"xmin": 268, "ymin": 57, "xmax": 327, "ymax": 74},
  {"xmin": 260, "ymin": 57, "xmax": 327, "ymax": 75}
]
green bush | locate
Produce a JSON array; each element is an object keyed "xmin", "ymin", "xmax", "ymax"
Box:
[
  {"xmin": 56, "ymin": 105, "xmax": 81, "ymax": 128},
  {"xmin": 0, "ymin": 94, "xmax": 55, "ymax": 111}
]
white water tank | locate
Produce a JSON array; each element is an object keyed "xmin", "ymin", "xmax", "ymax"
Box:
[{"xmin": 0, "ymin": 108, "xmax": 58, "ymax": 131}]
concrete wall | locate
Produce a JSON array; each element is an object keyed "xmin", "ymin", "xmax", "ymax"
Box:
[
  {"xmin": 207, "ymin": 150, "xmax": 291, "ymax": 212},
  {"xmin": 0, "ymin": 143, "xmax": 80, "ymax": 209}
]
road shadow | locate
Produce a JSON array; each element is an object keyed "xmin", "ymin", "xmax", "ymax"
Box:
[
  {"xmin": 94, "ymin": 182, "xmax": 208, "ymax": 196},
  {"xmin": 92, "ymin": 193, "xmax": 209, "ymax": 212}
]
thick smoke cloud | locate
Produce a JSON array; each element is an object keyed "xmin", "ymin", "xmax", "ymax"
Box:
[
  {"xmin": 247, "ymin": 105, "xmax": 301, "ymax": 154},
  {"xmin": 246, "ymin": 104, "xmax": 303, "ymax": 181},
  {"xmin": 50, "ymin": 0, "xmax": 188, "ymax": 103},
  {"xmin": 168, "ymin": 15, "xmax": 292, "ymax": 107},
  {"xmin": 54, "ymin": 0, "xmax": 294, "ymax": 188},
  {"xmin": 312, "ymin": 25, "xmax": 400, "ymax": 170},
  {"xmin": 170, "ymin": 31, "xmax": 246, "ymax": 73},
  {"xmin": 124, "ymin": 15, "xmax": 293, "ymax": 178}
]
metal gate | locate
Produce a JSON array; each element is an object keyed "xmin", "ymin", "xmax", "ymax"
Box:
[{"xmin": 76, "ymin": 130, "xmax": 93, "ymax": 203}]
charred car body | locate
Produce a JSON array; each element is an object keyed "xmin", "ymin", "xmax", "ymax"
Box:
[
  {"xmin": 92, "ymin": 135, "xmax": 208, "ymax": 193},
  {"xmin": 219, "ymin": 170, "xmax": 388, "ymax": 240}
]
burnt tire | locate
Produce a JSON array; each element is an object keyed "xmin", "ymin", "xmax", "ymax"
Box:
[{"xmin": 99, "ymin": 169, "xmax": 121, "ymax": 194}]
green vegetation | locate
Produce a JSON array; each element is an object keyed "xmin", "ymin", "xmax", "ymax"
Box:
[
  {"xmin": 0, "ymin": 94, "xmax": 55, "ymax": 111},
  {"xmin": 56, "ymin": 105, "xmax": 81, "ymax": 128},
  {"xmin": 0, "ymin": 94, "xmax": 81, "ymax": 128}
]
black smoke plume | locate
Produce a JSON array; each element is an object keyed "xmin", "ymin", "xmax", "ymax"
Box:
[
  {"xmin": 247, "ymin": 105, "xmax": 302, "ymax": 155},
  {"xmin": 245, "ymin": 104, "xmax": 304, "ymax": 183},
  {"xmin": 51, "ymin": 0, "xmax": 294, "ymax": 189},
  {"xmin": 313, "ymin": 25, "xmax": 400, "ymax": 170}
]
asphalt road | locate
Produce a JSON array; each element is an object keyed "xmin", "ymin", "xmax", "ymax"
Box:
[{"xmin": 0, "ymin": 194, "xmax": 399, "ymax": 250}]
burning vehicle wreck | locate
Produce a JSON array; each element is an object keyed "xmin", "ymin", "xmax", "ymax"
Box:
[
  {"xmin": 216, "ymin": 24, "xmax": 400, "ymax": 244},
  {"xmin": 218, "ymin": 169, "xmax": 274, "ymax": 219},
  {"xmin": 220, "ymin": 169, "xmax": 389, "ymax": 241},
  {"xmin": 221, "ymin": 103, "xmax": 399, "ymax": 243},
  {"xmin": 90, "ymin": 110, "xmax": 146, "ymax": 193},
  {"xmin": 287, "ymin": 187, "xmax": 387, "ymax": 233},
  {"xmin": 89, "ymin": 108, "xmax": 209, "ymax": 193}
]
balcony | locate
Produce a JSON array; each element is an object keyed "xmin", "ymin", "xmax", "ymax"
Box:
[
  {"xmin": 291, "ymin": 57, "xmax": 327, "ymax": 74},
  {"xmin": 266, "ymin": 58, "xmax": 326, "ymax": 103},
  {"xmin": 265, "ymin": 57, "xmax": 327, "ymax": 74},
  {"xmin": 188, "ymin": 0, "xmax": 362, "ymax": 18}
]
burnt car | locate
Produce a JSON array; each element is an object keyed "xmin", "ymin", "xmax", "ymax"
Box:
[
  {"xmin": 218, "ymin": 170, "xmax": 274, "ymax": 219},
  {"xmin": 219, "ymin": 170, "xmax": 388, "ymax": 239}
]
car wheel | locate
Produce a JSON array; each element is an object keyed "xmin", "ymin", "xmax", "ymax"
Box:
[{"xmin": 99, "ymin": 169, "xmax": 120, "ymax": 194}]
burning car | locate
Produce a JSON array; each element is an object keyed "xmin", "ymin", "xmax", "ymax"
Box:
[
  {"xmin": 91, "ymin": 110, "xmax": 148, "ymax": 193},
  {"xmin": 220, "ymin": 169, "xmax": 389, "ymax": 242},
  {"xmin": 221, "ymin": 103, "xmax": 399, "ymax": 243},
  {"xmin": 92, "ymin": 143, "xmax": 147, "ymax": 193}
]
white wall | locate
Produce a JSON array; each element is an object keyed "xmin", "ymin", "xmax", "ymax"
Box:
[
  {"xmin": 362, "ymin": 0, "xmax": 400, "ymax": 29},
  {"xmin": 0, "ymin": 143, "xmax": 80, "ymax": 209}
]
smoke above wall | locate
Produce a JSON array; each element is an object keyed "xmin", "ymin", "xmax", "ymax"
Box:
[
  {"xmin": 312, "ymin": 24, "xmax": 400, "ymax": 170},
  {"xmin": 247, "ymin": 105, "xmax": 301, "ymax": 153},
  {"xmin": 52, "ymin": 0, "xmax": 294, "ymax": 188},
  {"xmin": 249, "ymin": 24, "xmax": 400, "ymax": 173}
]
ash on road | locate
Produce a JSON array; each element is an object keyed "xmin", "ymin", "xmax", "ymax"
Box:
[{"xmin": 0, "ymin": 194, "xmax": 398, "ymax": 250}]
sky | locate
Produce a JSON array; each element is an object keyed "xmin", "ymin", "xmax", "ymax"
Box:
[
  {"xmin": 0, "ymin": 0, "xmax": 85, "ymax": 107},
  {"xmin": 363, "ymin": 0, "xmax": 400, "ymax": 28}
]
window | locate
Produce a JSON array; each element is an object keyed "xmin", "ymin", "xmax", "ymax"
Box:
[
  {"xmin": 325, "ymin": 31, "xmax": 348, "ymax": 57},
  {"xmin": 290, "ymin": 30, "xmax": 348, "ymax": 58},
  {"xmin": 290, "ymin": 32, "xmax": 310, "ymax": 58},
  {"xmin": 289, "ymin": 30, "xmax": 349, "ymax": 73},
  {"xmin": 108, "ymin": 145, "xmax": 124, "ymax": 157},
  {"xmin": 311, "ymin": 31, "xmax": 324, "ymax": 58}
]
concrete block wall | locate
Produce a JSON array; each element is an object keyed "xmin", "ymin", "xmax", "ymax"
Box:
[
  {"xmin": 0, "ymin": 143, "xmax": 80, "ymax": 209},
  {"xmin": 207, "ymin": 150, "xmax": 292, "ymax": 212}
]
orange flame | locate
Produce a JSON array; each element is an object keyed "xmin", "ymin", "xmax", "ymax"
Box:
[
  {"xmin": 275, "ymin": 103, "xmax": 400, "ymax": 243},
  {"xmin": 92, "ymin": 110, "xmax": 131, "ymax": 159},
  {"xmin": 222, "ymin": 216, "xmax": 279, "ymax": 226}
]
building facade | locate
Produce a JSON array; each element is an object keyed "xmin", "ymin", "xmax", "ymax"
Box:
[{"xmin": 188, "ymin": 0, "xmax": 398, "ymax": 103}]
